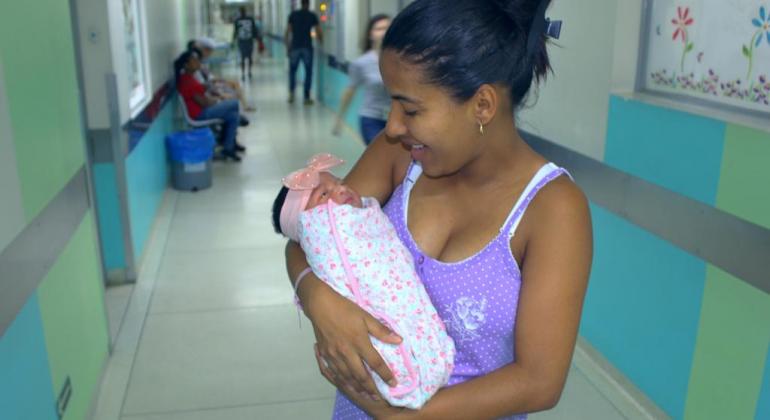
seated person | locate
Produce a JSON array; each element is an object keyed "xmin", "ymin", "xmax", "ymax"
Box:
[
  {"xmin": 272, "ymin": 153, "xmax": 456, "ymax": 409},
  {"xmin": 190, "ymin": 38, "xmax": 257, "ymax": 112},
  {"xmin": 174, "ymin": 50, "xmax": 241, "ymax": 162}
]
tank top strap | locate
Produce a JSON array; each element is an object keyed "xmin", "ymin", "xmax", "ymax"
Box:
[
  {"xmin": 401, "ymin": 161, "xmax": 423, "ymax": 218},
  {"xmin": 500, "ymin": 163, "xmax": 572, "ymax": 239},
  {"xmin": 404, "ymin": 160, "xmax": 423, "ymax": 191}
]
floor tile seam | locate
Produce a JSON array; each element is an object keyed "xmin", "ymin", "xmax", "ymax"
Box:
[
  {"xmin": 132, "ymin": 188, "xmax": 176, "ymax": 276},
  {"xmin": 121, "ymin": 396, "xmax": 333, "ymax": 418},
  {"xmin": 161, "ymin": 243, "xmax": 287, "ymax": 256},
  {"xmin": 168, "ymin": 208, "xmax": 272, "ymax": 216},
  {"xmin": 153, "ymin": 243, "xmax": 288, "ymax": 257},
  {"xmin": 571, "ymin": 366, "xmax": 632, "ymax": 420},
  {"xmin": 146, "ymin": 302, "xmax": 298, "ymax": 318},
  {"xmin": 110, "ymin": 285, "xmax": 136, "ymax": 350},
  {"xmin": 118, "ymin": 191, "xmax": 181, "ymax": 417},
  {"xmin": 572, "ymin": 344, "xmax": 661, "ymax": 420},
  {"xmin": 109, "ymin": 191, "xmax": 177, "ymax": 345}
]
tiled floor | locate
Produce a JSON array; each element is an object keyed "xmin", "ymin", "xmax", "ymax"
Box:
[{"xmin": 92, "ymin": 57, "xmax": 627, "ymax": 420}]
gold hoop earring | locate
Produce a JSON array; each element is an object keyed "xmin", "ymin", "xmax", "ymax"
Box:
[{"xmin": 478, "ymin": 121, "xmax": 485, "ymax": 136}]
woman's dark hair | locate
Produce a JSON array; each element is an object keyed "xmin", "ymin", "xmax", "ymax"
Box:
[
  {"xmin": 362, "ymin": 14, "xmax": 390, "ymax": 52},
  {"xmin": 382, "ymin": 0, "xmax": 553, "ymax": 108},
  {"xmin": 272, "ymin": 186, "xmax": 290, "ymax": 235},
  {"xmin": 173, "ymin": 51, "xmax": 191, "ymax": 84},
  {"xmin": 173, "ymin": 50, "xmax": 200, "ymax": 85},
  {"xmin": 186, "ymin": 39, "xmax": 197, "ymax": 51}
]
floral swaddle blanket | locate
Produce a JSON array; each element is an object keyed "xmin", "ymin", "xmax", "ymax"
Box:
[{"xmin": 298, "ymin": 197, "xmax": 455, "ymax": 409}]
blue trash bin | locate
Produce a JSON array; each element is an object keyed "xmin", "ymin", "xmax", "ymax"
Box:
[{"xmin": 166, "ymin": 128, "xmax": 215, "ymax": 192}]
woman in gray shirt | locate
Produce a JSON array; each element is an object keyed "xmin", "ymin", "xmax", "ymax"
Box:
[{"xmin": 333, "ymin": 15, "xmax": 391, "ymax": 145}]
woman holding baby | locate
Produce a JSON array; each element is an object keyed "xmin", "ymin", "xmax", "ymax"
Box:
[{"xmin": 281, "ymin": 0, "xmax": 592, "ymax": 418}]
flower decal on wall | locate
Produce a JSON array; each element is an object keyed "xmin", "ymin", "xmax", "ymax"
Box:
[
  {"xmin": 672, "ymin": 6, "xmax": 695, "ymax": 72},
  {"xmin": 744, "ymin": 5, "xmax": 770, "ymax": 82},
  {"xmin": 649, "ymin": 3, "xmax": 770, "ymax": 109}
]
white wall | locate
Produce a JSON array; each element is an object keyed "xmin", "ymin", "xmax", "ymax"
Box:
[
  {"xmin": 145, "ymin": 0, "xmax": 183, "ymax": 91},
  {"xmin": 518, "ymin": 0, "xmax": 626, "ymax": 160},
  {"xmin": 369, "ymin": 0, "xmax": 400, "ymax": 17},
  {"xmin": 73, "ymin": 0, "xmax": 114, "ymax": 128},
  {"xmin": 74, "ymin": 0, "xmax": 205, "ymax": 129},
  {"xmin": 106, "ymin": 0, "xmax": 132, "ymax": 121},
  {"xmin": 342, "ymin": 0, "xmax": 363, "ymax": 60},
  {"xmin": 611, "ymin": 1, "xmax": 644, "ymax": 93},
  {"xmin": 186, "ymin": 0, "xmax": 206, "ymax": 40}
]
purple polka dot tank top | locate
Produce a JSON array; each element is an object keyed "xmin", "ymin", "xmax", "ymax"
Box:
[{"xmin": 331, "ymin": 162, "xmax": 570, "ymax": 420}]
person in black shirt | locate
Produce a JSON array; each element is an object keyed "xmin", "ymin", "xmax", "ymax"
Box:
[
  {"xmin": 284, "ymin": 0, "xmax": 323, "ymax": 104},
  {"xmin": 233, "ymin": 6, "xmax": 261, "ymax": 81}
]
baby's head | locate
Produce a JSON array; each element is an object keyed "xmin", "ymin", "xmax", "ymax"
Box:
[
  {"xmin": 305, "ymin": 172, "xmax": 362, "ymax": 210},
  {"xmin": 271, "ymin": 154, "xmax": 362, "ymax": 241}
]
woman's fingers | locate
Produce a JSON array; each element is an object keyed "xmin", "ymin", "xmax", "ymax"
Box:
[
  {"xmin": 317, "ymin": 344, "xmax": 381, "ymax": 402},
  {"xmin": 314, "ymin": 344, "xmax": 337, "ymax": 385},
  {"xmin": 322, "ymin": 349, "xmax": 355, "ymax": 381},
  {"xmin": 340, "ymin": 345, "xmax": 382, "ymax": 400},
  {"xmin": 306, "ymin": 285, "xmax": 397, "ymax": 395},
  {"xmin": 358, "ymin": 338, "xmax": 397, "ymax": 388},
  {"xmin": 365, "ymin": 316, "xmax": 402, "ymax": 345},
  {"xmin": 362, "ymin": 315, "xmax": 400, "ymax": 387}
]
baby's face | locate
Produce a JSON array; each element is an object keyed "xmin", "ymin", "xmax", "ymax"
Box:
[{"xmin": 305, "ymin": 172, "xmax": 363, "ymax": 210}]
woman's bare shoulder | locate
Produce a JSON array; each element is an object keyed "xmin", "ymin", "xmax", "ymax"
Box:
[
  {"xmin": 532, "ymin": 175, "xmax": 589, "ymax": 223},
  {"xmin": 516, "ymin": 174, "xmax": 591, "ymax": 248},
  {"xmin": 344, "ymin": 132, "xmax": 411, "ymax": 204}
]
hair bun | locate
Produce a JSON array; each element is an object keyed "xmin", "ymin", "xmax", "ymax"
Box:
[{"xmin": 383, "ymin": 0, "xmax": 553, "ymax": 109}]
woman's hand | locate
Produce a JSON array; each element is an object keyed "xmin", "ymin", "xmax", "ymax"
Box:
[
  {"xmin": 302, "ymin": 278, "xmax": 403, "ymax": 401},
  {"xmin": 315, "ymin": 344, "xmax": 410, "ymax": 419}
]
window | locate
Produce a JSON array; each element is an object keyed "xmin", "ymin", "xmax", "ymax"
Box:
[
  {"xmin": 123, "ymin": 0, "xmax": 149, "ymax": 116},
  {"xmin": 640, "ymin": 0, "xmax": 770, "ymax": 116}
]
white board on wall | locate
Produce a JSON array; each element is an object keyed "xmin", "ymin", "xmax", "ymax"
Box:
[{"xmin": 643, "ymin": 0, "xmax": 770, "ymax": 114}]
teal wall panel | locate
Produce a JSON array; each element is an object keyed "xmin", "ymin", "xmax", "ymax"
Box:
[
  {"xmin": 581, "ymin": 204, "xmax": 706, "ymax": 419},
  {"xmin": 92, "ymin": 163, "xmax": 126, "ymax": 270},
  {"xmin": 0, "ymin": 295, "xmax": 57, "ymax": 420},
  {"xmin": 604, "ymin": 96, "xmax": 725, "ymax": 206},
  {"xmin": 757, "ymin": 348, "xmax": 770, "ymax": 420},
  {"xmin": 126, "ymin": 101, "xmax": 173, "ymax": 261},
  {"xmin": 319, "ymin": 61, "xmax": 365, "ymax": 134}
]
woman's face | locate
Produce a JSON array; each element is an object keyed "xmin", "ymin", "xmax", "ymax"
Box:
[
  {"xmin": 305, "ymin": 172, "xmax": 363, "ymax": 209},
  {"xmin": 370, "ymin": 19, "xmax": 391, "ymax": 47},
  {"xmin": 380, "ymin": 49, "xmax": 480, "ymax": 177},
  {"xmin": 185, "ymin": 55, "xmax": 201, "ymax": 73}
]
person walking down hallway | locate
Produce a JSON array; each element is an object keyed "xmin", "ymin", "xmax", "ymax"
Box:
[
  {"xmin": 233, "ymin": 6, "xmax": 261, "ymax": 81},
  {"xmin": 333, "ymin": 14, "xmax": 391, "ymax": 145},
  {"xmin": 285, "ymin": 0, "xmax": 323, "ymax": 105}
]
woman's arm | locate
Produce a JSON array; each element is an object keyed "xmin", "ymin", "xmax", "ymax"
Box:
[
  {"xmin": 285, "ymin": 132, "xmax": 412, "ymax": 399},
  {"xmin": 386, "ymin": 179, "xmax": 593, "ymax": 419},
  {"xmin": 333, "ymin": 87, "xmax": 356, "ymax": 135},
  {"xmin": 192, "ymin": 92, "xmax": 218, "ymax": 108},
  {"xmin": 284, "ymin": 23, "xmax": 292, "ymax": 55}
]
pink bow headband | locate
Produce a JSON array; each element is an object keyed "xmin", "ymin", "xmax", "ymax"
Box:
[{"xmin": 279, "ymin": 153, "xmax": 344, "ymax": 241}]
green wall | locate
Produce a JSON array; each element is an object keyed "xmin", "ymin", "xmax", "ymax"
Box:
[{"xmin": 0, "ymin": 1, "xmax": 109, "ymax": 419}]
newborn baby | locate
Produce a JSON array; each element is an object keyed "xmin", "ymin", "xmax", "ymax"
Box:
[{"xmin": 272, "ymin": 153, "xmax": 455, "ymax": 409}]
